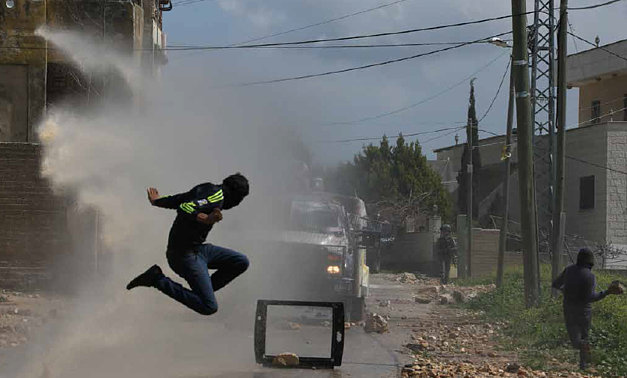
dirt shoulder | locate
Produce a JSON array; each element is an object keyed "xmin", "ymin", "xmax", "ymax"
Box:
[
  {"xmin": 0, "ymin": 289, "xmax": 64, "ymax": 364},
  {"xmin": 371, "ymin": 273, "xmax": 602, "ymax": 378}
]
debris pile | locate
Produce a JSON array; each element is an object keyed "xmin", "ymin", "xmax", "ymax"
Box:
[
  {"xmin": 414, "ymin": 283, "xmax": 494, "ymax": 306},
  {"xmin": 398, "ymin": 273, "xmax": 419, "ymax": 284},
  {"xmin": 364, "ymin": 312, "xmax": 389, "ymax": 334},
  {"xmin": 401, "ymin": 356, "xmax": 602, "ymax": 378},
  {"xmin": 408, "ymin": 307, "xmax": 507, "ymax": 358}
]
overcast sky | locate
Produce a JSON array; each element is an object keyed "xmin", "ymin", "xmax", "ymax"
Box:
[{"xmin": 162, "ymin": 0, "xmax": 627, "ymax": 164}]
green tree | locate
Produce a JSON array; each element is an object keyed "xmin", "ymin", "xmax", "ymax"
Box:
[
  {"xmin": 457, "ymin": 79, "xmax": 482, "ymax": 219},
  {"xmin": 326, "ymin": 134, "xmax": 452, "ymax": 222}
]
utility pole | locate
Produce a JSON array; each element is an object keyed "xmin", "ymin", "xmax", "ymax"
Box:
[
  {"xmin": 511, "ymin": 0, "xmax": 540, "ymax": 308},
  {"xmin": 552, "ymin": 0, "xmax": 568, "ymax": 296},
  {"xmin": 467, "ymin": 116, "xmax": 474, "ymax": 278},
  {"xmin": 497, "ymin": 56, "xmax": 515, "ymax": 288}
]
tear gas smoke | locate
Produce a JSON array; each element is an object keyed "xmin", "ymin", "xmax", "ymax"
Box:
[{"xmin": 6, "ymin": 27, "xmax": 321, "ymax": 378}]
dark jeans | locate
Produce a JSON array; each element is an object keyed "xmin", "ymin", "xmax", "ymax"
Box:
[
  {"xmin": 564, "ymin": 303, "xmax": 592, "ymax": 350},
  {"xmin": 154, "ymin": 244, "xmax": 249, "ymax": 315}
]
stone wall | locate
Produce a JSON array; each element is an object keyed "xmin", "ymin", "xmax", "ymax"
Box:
[
  {"xmin": 469, "ymin": 228, "xmax": 523, "ymax": 278},
  {"xmin": 605, "ymin": 123, "xmax": 627, "ymax": 245},
  {"xmin": 0, "ymin": 143, "xmax": 69, "ymax": 288},
  {"xmin": 563, "ymin": 124, "xmax": 609, "ymax": 244}
]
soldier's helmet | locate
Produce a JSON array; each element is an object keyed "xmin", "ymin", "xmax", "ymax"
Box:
[{"xmin": 440, "ymin": 224, "xmax": 452, "ymax": 232}]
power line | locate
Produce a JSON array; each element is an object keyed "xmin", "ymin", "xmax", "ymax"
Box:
[
  {"xmin": 171, "ymin": 9, "xmax": 527, "ymax": 62},
  {"xmin": 326, "ymin": 50, "xmax": 509, "ymax": 126},
  {"xmin": 216, "ymin": 31, "xmax": 511, "ymax": 87},
  {"xmin": 566, "ymin": 155, "xmax": 627, "ymax": 175},
  {"xmin": 173, "ymin": 0, "xmax": 216, "ymax": 7},
  {"xmin": 568, "ymin": 105, "xmax": 627, "ymax": 128},
  {"xmin": 568, "ymin": 32, "xmax": 627, "ymax": 64},
  {"xmin": 234, "ymin": 0, "xmax": 415, "ymax": 46},
  {"xmin": 568, "ymin": 0, "xmax": 625, "ymax": 10},
  {"xmin": 422, "ymin": 127, "xmax": 464, "ymax": 145},
  {"xmin": 320, "ymin": 126, "xmax": 463, "ymax": 143},
  {"xmin": 227, "ymin": 13, "xmax": 530, "ymax": 48},
  {"xmin": 0, "ymin": 39, "xmax": 505, "ymax": 52},
  {"xmin": 568, "ymin": 21, "xmax": 579, "ymax": 53},
  {"xmin": 478, "ymin": 57, "xmax": 511, "ymax": 123},
  {"xmin": 165, "ymin": 40, "xmax": 507, "ymax": 50}
]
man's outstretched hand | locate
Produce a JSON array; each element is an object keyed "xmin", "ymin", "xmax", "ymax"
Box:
[
  {"xmin": 197, "ymin": 209, "xmax": 223, "ymax": 225},
  {"xmin": 147, "ymin": 187, "xmax": 161, "ymax": 205}
]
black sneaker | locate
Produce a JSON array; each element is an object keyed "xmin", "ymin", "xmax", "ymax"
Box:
[{"xmin": 126, "ymin": 265, "xmax": 164, "ymax": 290}]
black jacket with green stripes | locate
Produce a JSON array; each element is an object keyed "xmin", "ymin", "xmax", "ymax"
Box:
[{"xmin": 152, "ymin": 182, "xmax": 224, "ymax": 252}]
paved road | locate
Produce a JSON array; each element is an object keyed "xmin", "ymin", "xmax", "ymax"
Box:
[{"xmin": 2, "ymin": 274, "xmax": 431, "ymax": 378}]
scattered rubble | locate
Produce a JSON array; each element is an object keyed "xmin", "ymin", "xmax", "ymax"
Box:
[
  {"xmin": 417, "ymin": 285, "xmax": 441, "ymax": 296},
  {"xmin": 364, "ymin": 312, "xmax": 389, "ymax": 334},
  {"xmin": 272, "ymin": 353, "xmax": 300, "ymax": 367},
  {"xmin": 0, "ymin": 291, "xmax": 63, "ymax": 350},
  {"xmin": 397, "ymin": 273, "xmax": 419, "ymax": 284},
  {"xmin": 286, "ymin": 322, "xmax": 301, "ymax": 330},
  {"xmin": 344, "ymin": 322, "xmax": 351, "ymax": 330},
  {"xmin": 452, "ymin": 290, "xmax": 467, "ymax": 303},
  {"xmin": 414, "ymin": 296, "xmax": 432, "ymax": 304},
  {"xmin": 439, "ymin": 294, "xmax": 454, "ymax": 305},
  {"xmin": 400, "ymin": 355, "xmax": 602, "ymax": 378}
]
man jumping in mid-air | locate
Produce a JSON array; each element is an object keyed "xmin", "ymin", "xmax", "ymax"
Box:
[{"xmin": 126, "ymin": 173, "xmax": 250, "ymax": 316}]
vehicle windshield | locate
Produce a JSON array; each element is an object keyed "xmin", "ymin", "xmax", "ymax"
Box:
[{"xmin": 290, "ymin": 200, "xmax": 342, "ymax": 233}]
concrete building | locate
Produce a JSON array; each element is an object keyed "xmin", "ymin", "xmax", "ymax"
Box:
[
  {"xmin": 431, "ymin": 39, "xmax": 627, "ymax": 269},
  {"xmin": 0, "ymin": 0, "xmax": 170, "ymax": 288},
  {"xmin": 0, "ymin": 0, "xmax": 169, "ymax": 142},
  {"xmin": 567, "ymin": 39, "xmax": 627, "ymax": 127}
]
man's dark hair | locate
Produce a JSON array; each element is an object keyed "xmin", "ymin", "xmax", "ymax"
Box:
[{"xmin": 223, "ymin": 173, "xmax": 249, "ymax": 200}]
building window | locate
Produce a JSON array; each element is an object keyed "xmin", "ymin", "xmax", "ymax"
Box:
[
  {"xmin": 580, "ymin": 175, "xmax": 595, "ymax": 210},
  {"xmin": 591, "ymin": 100, "xmax": 601, "ymax": 124},
  {"xmin": 624, "ymin": 95, "xmax": 627, "ymax": 121}
]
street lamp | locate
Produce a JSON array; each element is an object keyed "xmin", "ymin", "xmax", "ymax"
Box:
[{"xmin": 489, "ymin": 37, "xmax": 511, "ymax": 49}]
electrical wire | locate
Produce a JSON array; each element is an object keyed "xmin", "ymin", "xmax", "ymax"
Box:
[
  {"xmin": 171, "ymin": 9, "xmax": 526, "ymax": 61},
  {"xmin": 576, "ymin": 95, "xmax": 626, "ymax": 113},
  {"xmin": 215, "ymin": 31, "xmax": 511, "ymax": 88},
  {"xmin": 326, "ymin": 49, "xmax": 509, "ymax": 126},
  {"xmin": 568, "ymin": 0, "xmax": 625, "ymax": 10},
  {"xmin": 568, "ymin": 105, "xmax": 627, "ymax": 128},
  {"xmin": 478, "ymin": 57, "xmax": 511, "ymax": 123},
  {"xmin": 223, "ymin": 13, "xmax": 529, "ymax": 48},
  {"xmin": 173, "ymin": 0, "xmax": 215, "ymax": 7},
  {"xmin": 234, "ymin": 0, "xmax": 415, "ymax": 46},
  {"xmin": 165, "ymin": 40, "xmax": 508, "ymax": 50},
  {"xmin": 568, "ymin": 32, "xmax": 627, "ymax": 64},
  {"xmin": 319, "ymin": 126, "xmax": 463, "ymax": 143},
  {"xmin": 566, "ymin": 155, "xmax": 627, "ymax": 175},
  {"xmin": 0, "ymin": 39, "xmax": 513, "ymax": 52},
  {"xmin": 422, "ymin": 127, "xmax": 464, "ymax": 145},
  {"xmin": 568, "ymin": 21, "xmax": 579, "ymax": 53}
]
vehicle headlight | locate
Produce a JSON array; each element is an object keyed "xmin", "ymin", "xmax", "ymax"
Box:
[{"xmin": 326, "ymin": 265, "xmax": 341, "ymax": 274}]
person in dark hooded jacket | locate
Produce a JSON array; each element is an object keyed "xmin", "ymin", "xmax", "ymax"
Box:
[
  {"xmin": 552, "ymin": 247, "xmax": 622, "ymax": 370},
  {"xmin": 126, "ymin": 173, "xmax": 250, "ymax": 316}
]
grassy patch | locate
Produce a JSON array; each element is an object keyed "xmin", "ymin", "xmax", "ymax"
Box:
[{"xmin": 455, "ymin": 265, "xmax": 627, "ymax": 377}]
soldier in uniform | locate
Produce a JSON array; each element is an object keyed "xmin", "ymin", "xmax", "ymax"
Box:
[{"xmin": 436, "ymin": 224, "xmax": 457, "ymax": 284}]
